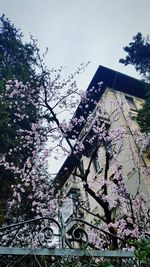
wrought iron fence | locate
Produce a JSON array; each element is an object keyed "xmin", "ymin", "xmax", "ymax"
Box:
[{"xmin": 0, "ymin": 216, "xmax": 143, "ymax": 267}]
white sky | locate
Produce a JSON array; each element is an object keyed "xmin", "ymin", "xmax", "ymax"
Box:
[
  {"xmin": 1, "ymin": 0, "xmax": 150, "ymax": 89},
  {"xmin": 1, "ymin": 0, "xmax": 150, "ymax": 173}
]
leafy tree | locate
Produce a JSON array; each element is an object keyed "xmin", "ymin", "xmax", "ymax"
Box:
[
  {"xmin": 0, "ymin": 14, "xmax": 37, "ymax": 81},
  {"xmin": 119, "ymin": 32, "xmax": 150, "ymax": 132},
  {"xmin": 119, "ymin": 32, "xmax": 150, "ymax": 80},
  {"xmin": 0, "ymin": 15, "xmax": 40, "ymax": 223},
  {"xmin": 137, "ymin": 90, "xmax": 150, "ymax": 132}
]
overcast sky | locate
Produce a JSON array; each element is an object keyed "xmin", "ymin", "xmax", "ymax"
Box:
[
  {"xmin": 1, "ymin": 0, "xmax": 150, "ymax": 90},
  {"xmin": 1, "ymin": 0, "xmax": 150, "ymax": 173}
]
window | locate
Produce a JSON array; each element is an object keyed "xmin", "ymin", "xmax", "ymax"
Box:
[
  {"xmin": 144, "ymin": 145, "xmax": 150, "ymax": 160},
  {"xmin": 125, "ymin": 96, "xmax": 137, "ymax": 111},
  {"xmin": 67, "ymin": 188, "xmax": 82, "ymax": 218},
  {"xmin": 93, "ymin": 154, "xmax": 101, "ymax": 172},
  {"xmin": 129, "ymin": 110, "xmax": 138, "ymax": 120},
  {"xmin": 65, "ymin": 182, "xmax": 69, "ymax": 188},
  {"xmin": 127, "ymin": 167, "xmax": 137, "ymax": 179},
  {"xmin": 147, "ymin": 152, "xmax": 150, "ymax": 160},
  {"xmin": 80, "ymin": 160, "xmax": 84, "ymax": 172},
  {"xmin": 67, "ymin": 188, "xmax": 81, "ymax": 202},
  {"xmin": 107, "ymin": 141, "xmax": 113, "ymax": 155}
]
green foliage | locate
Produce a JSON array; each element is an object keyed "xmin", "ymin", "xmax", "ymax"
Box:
[
  {"xmin": 0, "ymin": 14, "xmax": 37, "ymax": 81},
  {"xmin": 0, "ymin": 14, "xmax": 38, "ymax": 155},
  {"xmin": 119, "ymin": 32, "xmax": 150, "ymax": 80},
  {"xmin": 0, "ymin": 15, "xmax": 39, "ymax": 223},
  {"xmin": 137, "ymin": 87, "xmax": 150, "ymax": 132},
  {"xmin": 120, "ymin": 32, "xmax": 150, "ymax": 132},
  {"xmin": 59, "ymin": 256, "xmax": 133, "ymax": 267},
  {"xmin": 134, "ymin": 236, "xmax": 150, "ymax": 266},
  {"xmin": 59, "ymin": 257, "xmax": 112, "ymax": 267}
]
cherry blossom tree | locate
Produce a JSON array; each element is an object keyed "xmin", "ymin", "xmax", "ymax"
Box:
[
  {"xmin": 0, "ymin": 15, "xmax": 87, "ymax": 225},
  {"xmin": 55, "ymin": 93, "xmax": 150, "ymax": 250},
  {"xmin": 1, "ymin": 66, "xmax": 150, "ymax": 251},
  {"xmin": 0, "ymin": 20, "xmax": 150, "ymax": 266}
]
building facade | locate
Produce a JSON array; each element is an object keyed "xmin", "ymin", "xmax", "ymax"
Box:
[{"xmin": 55, "ymin": 66, "xmax": 150, "ymax": 228}]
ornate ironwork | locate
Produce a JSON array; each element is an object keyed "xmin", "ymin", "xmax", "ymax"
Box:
[
  {"xmin": 0, "ymin": 216, "xmax": 142, "ymax": 265},
  {"xmin": 0, "ymin": 215, "xmax": 129, "ymax": 250},
  {"xmin": 0, "ymin": 217, "xmax": 61, "ymax": 248}
]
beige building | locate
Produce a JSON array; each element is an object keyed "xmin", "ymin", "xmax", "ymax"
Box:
[{"xmin": 55, "ymin": 66, "xmax": 150, "ymax": 223}]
